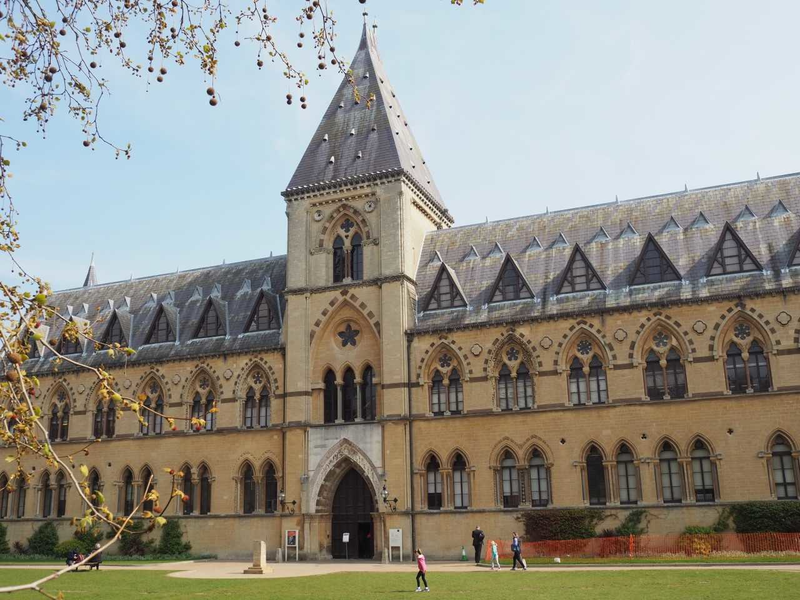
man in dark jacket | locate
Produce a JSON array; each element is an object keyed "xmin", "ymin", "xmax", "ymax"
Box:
[{"xmin": 471, "ymin": 526, "xmax": 485, "ymax": 565}]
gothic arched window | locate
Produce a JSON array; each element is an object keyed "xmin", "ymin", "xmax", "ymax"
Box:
[
  {"xmin": 141, "ymin": 468, "xmax": 154, "ymax": 513},
  {"xmin": 659, "ymin": 442, "xmax": 682, "ymax": 504},
  {"xmin": 500, "ymin": 451, "xmax": 520, "ymax": 508},
  {"xmin": 529, "ymin": 449, "xmax": 549, "ymax": 507},
  {"xmin": 190, "ymin": 375, "xmax": 216, "ymax": 432},
  {"xmin": 265, "ymin": 464, "xmax": 278, "ymax": 513},
  {"xmin": 93, "ymin": 403, "xmax": 104, "ymax": 438},
  {"xmin": 691, "ymin": 440, "xmax": 715, "ymax": 502},
  {"xmin": 123, "ymin": 469, "xmax": 134, "ymax": 515},
  {"xmin": 725, "ymin": 343, "xmax": 747, "ymax": 394},
  {"xmin": 569, "ymin": 357, "xmax": 587, "ymax": 405},
  {"xmin": 453, "ymin": 454, "xmax": 469, "ymax": 509},
  {"xmin": 242, "ymin": 464, "xmax": 256, "ymax": 514},
  {"xmin": 771, "ymin": 436, "xmax": 797, "ymax": 500},
  {"xmin": 430, "ymin": 370, "xmax": 446, "ymax": 416},
  {"xmin": 342, "ymin": 368, "xmax": 357, "ymax": 423},
  {"xmin": 324, "ymin": 370, "xmax": 337, "ymax": 424},
  {"xmin": 56, "ymin": 472, "xmax": 67, "ymax": 517},
  {"xmin": 333, "ymin": 236, "xmax": 346, "ymax": 283},
  {"xmin": 140, "ymin": 380, "xmax": 164, "ymax": 435},
  {"xmin": 516, "ymin": 363, "xmax": 533, "ymax": 409},
  {"xmin": 41, "ymin": 472, "xmax": 52, "ymax": 518},
  {"xmin": 361, "ymin": 366, "xmax": 376, "ymax": 421},
  {"xmin": 616, "ymin": 445, "xmax": 638, "ymax": 505},
  {"xmin": 199, "ymin": 465, "xmax": 212, "ymax": 514},
  {"xmin": 586, "ymin": 446, "xmax": 607, "ymax": 506},
  {"xmin": 182, "ymin": 469, "xmax": 193, "ymax": 515},
  {"xmin": 498, "ymin": 364, "xmax": 513, "ymax": 411},
  {"xmin": 447, "ymin": 369, "xmax": 463, "ymax": 414},
  {"xmin": 49, "ymin": 404, "xmax": 60, "ymax": 440},
  {"xmin": 105, "ymin": 401, "xmax": 116, "ymax": 438},
  {"xmin": 426, "ymin": 456, "xmax": 442, "ymax": 510},
  {"xmin": 747, "ymin": 341, "xmax": 771, "ymax": 392},
  {"xmin": 0, "ymin": 475, "xmax": 9, "ymax": 518},
  {"xmin": 351, "ymin": 232, "xmax": 363, "ymax": 281}
]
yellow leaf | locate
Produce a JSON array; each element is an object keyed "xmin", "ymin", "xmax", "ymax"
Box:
[
  {"xmin": 4, "ymin": 456, "xmax": 14, "ymax": 463},
  {"xmin": 79, "ymin": 464, "xmax": 89, "ymax": 478},
  {"xmin": 137, "ymin": 394, "xmax": 147, "ymax": 402},
  {"xmin": 155, "ymin": 516, "xmax": 167, "ymax": 527}
]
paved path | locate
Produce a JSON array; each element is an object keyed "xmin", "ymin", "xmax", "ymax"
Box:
[{"xmin": 2, "ymin": 561, "xmax": 799, "ymax": 580}]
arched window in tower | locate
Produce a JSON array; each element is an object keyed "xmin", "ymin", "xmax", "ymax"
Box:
[
  {"xmin": 588, "ymin": 356, "xmax": 607, "ymax": 404},
  {"xmin": 264, "ymin": 463, "xmax": 278, "ymax": 514},
  {"xmin": 192, "ymin": 392, "xmax": 203, "ymax": 427},
  {"xmin": 324, "ymin": 370, "xmax": 337, "ymax": 424},
  {"xmin": 244, "ymin": 388, "xmax": 255, "ymax": 429},
  {"xmin": 351, "ymin": 232, "xmax": 363, "ymax": 281},
  {"xmin": 49, "ymin": 404, "xmax": 60, "ymax": 440},
  {"xmin": 586, "ymin": 446, "xmax": 607, "ymax": 506},
  {"xmin": 199, "ymin": 466, "xmax": 212, "ymax": 515},
  {"xmin": 140, "ymin": 380, "xmax": 164, "ymax": 435},
  {"xmin": 453, "ymin": 454, "xmax": 469, "ymax": 509},
  {"xmin": 361, "ymin": 366, "xmax": 376, "ymax": 421},
  {"xmin": 616, "ymin": 445, "xmax": 638, "ymax": 505},
  {"xmin": 333, "ymin": 236, "xmax": 346, "ymax": 283},
  {"xmin": 725, "ymin": 343, "xmax": 748, "ymax": 394},
  {"xmin": 15, "ymin": 482, "xmax": 26, "ymax": 518},
  {"xmin": 747, "ymin": 341, "xmax": 771, "ymax": 392},
  {"xmin": 501, "ymin": 451, "xmax": 520, "ymax": 508},
  {"xmin": 59, "ymin": 404, "xmax": 70, "ymax": 441},
  {"xmin": 41, "ymin": 472, "xmax": 52, "ymax": 518},
  {"xmin": 691, "ymin": 440, "xmax": 715, "ymax": 502},
  {"xmin": 659, "ymin": 442, "xmax": 682, "ymax": 504},
  {"xmin": 447, "ymin": 369, "xmax": 463, "ymax": 414},
  {"xmin": 342, "ymin": 368, "xmax": 357, "ymax": 423},
  {"xmin": 426, "ymin": 456, "xmax": 442, "ymax": 510},
  {"xmin": 771, "ymin": 436, "xmax": 797, "ymax": 500},
  {"xmin": 182, "ymin": 469, "xmax": 194, "ymax": 515},
  {"xmin": 430, "ymin": 370, "xmax": 446, "ymax": 416},
  {"xmin": 258, "ymin": 387, "xmax": 270, "ymax": 428},
  {"xmin": 242, "ymin": 464, "xmax": 256, "ymax": 514},
  {"xmin": 105, "ymin": 401, "xmax": 116, "ymax": 438},
  {"xmin": 141, "ymin": 468, "xmax": 154, "ymax": 513},
  {"xmin": 123, "ymin": 469, "xmax": 134, "ymax": 515},
  {"xmin": 529, "ymin": 449, "xmax": 549, "ymax": 507},
  {"xmin": 498, "ymin": 365, "xmax": 513, "ymax": 411},
  {"xmin": 55, "ymin": 472, "xmax": 67, "ymax": 517}
]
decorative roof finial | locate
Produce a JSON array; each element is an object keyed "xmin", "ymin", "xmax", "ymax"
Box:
[
  {"xmin": 83, "ymin": 252, "xmax": 98, "ymax": 287},
  {"xmin": 684, "ymin": 183, "xmax": 688, "ymax": 192},
  {"xmin": 362, "ymin": 11, "xmax": 368, "ymax": 24},
  {"xmin": 757, "ymin": 171, "xmax": 761, "ymax": 182}
]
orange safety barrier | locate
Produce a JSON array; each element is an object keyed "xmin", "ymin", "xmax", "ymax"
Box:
[{"xmin": 485, "ymin": 532, "xmax": 800, "ymax": 561}]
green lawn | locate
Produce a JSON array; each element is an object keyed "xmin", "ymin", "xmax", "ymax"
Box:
[{"xmin": 0, "ymin": 568, "xmax": 799, "ymax": 599}]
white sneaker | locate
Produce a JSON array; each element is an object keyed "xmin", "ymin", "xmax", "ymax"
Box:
[
  {"xmin": 415, "ymin": 588, "xmax": 421, "ymax": 592},
  {"xmin": 424, "ymin": 588, "xmax": 430, "ymax": 592}
]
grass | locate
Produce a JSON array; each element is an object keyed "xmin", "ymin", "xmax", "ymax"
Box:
[
  {"xmin": 0, "ymin": 568, "xmax": 799, "ymax": 599},
  {"xmin": 492, "ymin": 554, "xmax": 800, "ymax": 565}
]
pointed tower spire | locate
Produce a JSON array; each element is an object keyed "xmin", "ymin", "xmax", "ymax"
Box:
[
  {"xmin": 83, "ymin": 253, "xmax": 98, "ymax": 287},
  {"xmin": 284, "ymin": 24, "xmax": 450, "ymax": 224}
]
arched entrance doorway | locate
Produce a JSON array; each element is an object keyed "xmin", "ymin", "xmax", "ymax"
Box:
[{"xmin": 331, "ymin": 469, "xmax": 375, "ymax": 559}]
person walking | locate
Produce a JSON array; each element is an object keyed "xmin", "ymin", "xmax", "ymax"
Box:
[
  {"xmin": 471, "ymin": 525, "xmax": 485, "ymax": 565},
  {"xmin": 415, "ymin": 549, "xmax": 429, "ymax": 592},
  {"xmin": 490, "ymin": 540, "xmax": 501, "ymax": 571},
  {"xmin": 510, "ymin": 532, "xmax": 526, "ymax": 571}
]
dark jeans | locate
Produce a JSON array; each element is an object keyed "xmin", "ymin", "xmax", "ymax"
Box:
[
  {"xmin": 473, "ymin": 544, "xmax": 483, "ymax": 564},
  {"xmin": 512, "ymin": 550, "xmax": 525, "ymax": 569},
  {"xmin": 416, "ymin": 571, "xmax": 428, "ymax": 588}
]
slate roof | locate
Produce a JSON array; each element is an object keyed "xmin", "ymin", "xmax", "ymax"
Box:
[
  {"xmin": 414, "ymin": 172, "xmax": 800, "ymax": 331},
  {"xmin": 25, "ymin": 256, "xmax": 286, "ymax": 374},
  {"xmin": 283, "ymin": 24, "xmax": 449, "ymax": 221}
]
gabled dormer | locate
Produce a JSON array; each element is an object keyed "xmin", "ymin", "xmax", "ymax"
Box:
[
  {"xmin": 144, "ymin": 306, "xmax": 176, "ymax": 344},
  {"xmin": 195, "ymin": 300, "xmax": 225, "ymax": 339},
  {"xmin": 102, "ymin": 312, "xmax": 128, "ymax": 346},
  {"xmin": 557, "ymin": 245, "xmax": 605, "ymax": 295},
  {"xmin": 706, "ymin": 222, "xmax": 762, "ymax": 277},
  {"xmin": 489, "ymin": 254, "xmax": 534, "ymax": 303},
  {"xmin": 424, "ymin": 263, "xmax": 467, "ymax": 311},
  {"xmin": 630, "ymin": 234, "xmax": 682, "ymax": 286},
  {"xmin": 245, "ymin": 291, "xmax": 280, "ymax": 332}
]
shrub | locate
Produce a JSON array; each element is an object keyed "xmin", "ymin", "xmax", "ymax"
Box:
[
  {"xmin": 683, "ymin": 525, "xmax": 715, "ymax": 535},
  {"xmin": 119, "ymin": 521, "xmax": 156, "ymax": 556},
  {"xmin": 517, "ymin": 508, "xmax": 606, "ymax": 541},
  {"xmin": 730, "ymin": 501, "xmax": 800, "ymax": 533},
  {"xmin": 54, "ymin": 539, "xmax": 86, "ymax": 559},
  {"xmin": 615, "ymin": 509, "xmax": 649, "ymax": 537},
  {"xmin": 0, "ymin": 523, "xmax": 9, "ymax": 555},
  {"xmin": 156, "ymin": 520, "xmax": 191, "ymax": 556},
  {"xmin": 27, "ymin": 522, "xmax": 59, "ymax": 556},
  {"xmin": 12, "ymin": 541, "xmax": 27, "ymax": 555},
  {"xmin": 74, "ymin": 525, "xmax": 104, "ymax": 553}
]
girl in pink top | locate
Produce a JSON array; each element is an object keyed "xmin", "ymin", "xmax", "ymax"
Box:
[{"xmin": 415, "ymin": 549, "xmax": 429, "ymax": 592}]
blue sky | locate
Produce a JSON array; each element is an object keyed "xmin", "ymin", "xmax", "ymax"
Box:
[{"xmin": 3, "ymin": 0, "xmax": 800, "ymax": 290}]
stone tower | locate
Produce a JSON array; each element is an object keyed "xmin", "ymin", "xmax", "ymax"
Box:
[{"xmin": 281, "ymin": 23, "xmax": 451, "ymax": 558}]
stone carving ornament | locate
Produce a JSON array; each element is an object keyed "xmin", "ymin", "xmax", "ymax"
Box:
[
  {"xmin": 470, "ymin": 343, "xmax": 483, "ymax": 357},
  {"xmin": 776, "ymin": 311, "xmax": 792, "ymax": 326},
  {"xmin": 364, "ymin": 200, "xmax": 376, "ymax": 213},
  {"xmin": 614, "ymin": 328, "xmax": 627, "ymax": 342},
  {"xmin": 693, "ymin": 320, "xmax": 707, "ymax": 335},
  {"xmin": 223, "ymin": 368, "xmax": 234, "ymax": 380},
  {"xmin": 337, "ymin": 323, "xmax": 360, "ymax": 348},
  {"xmin": 313, "ymin": 209, "xmax": 325, "ymax": 222},
  {"xmin": 540, "ymin": 336, "xmax": 553, "ymax": 350}
]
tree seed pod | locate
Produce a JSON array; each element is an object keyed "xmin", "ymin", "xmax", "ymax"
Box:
[
  {"xmin": 206, "ymin": 87, "xmax": 215, "ymax": 96},
  {"xmin": 156, "ymin": 75, "xmax": 164, "ymax": 82},
  {"xmin": 7, "ymin": 353, "xmax": 22, "ymax": 365},
  {"xmin": 209, "ymin": 97, "xmax": 218, "ymax": 106},
  {"xmin": 48, "ymin": 66, "xmax": 58, "ymax": 74},
  {"xmin": 5, "ymin": 370, "xmax": 19, "ymax": 383},
  {"xmin": 83, "ymin": 140, "xmax": 90, "ymax": 147},
  {"xmin": 234, "ymin": 40, "xmax": 240, "ymax": 47},
  {"xmin": 90, "ymin": 61, "xmax": 97, "ymax": 69},
  {"xmin": 159, "ymin": 67, "xmax": 167, "ymax": 75}
]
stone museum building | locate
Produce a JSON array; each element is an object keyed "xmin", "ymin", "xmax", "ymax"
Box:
[{"xmin": 7, "ymin": 25, "xmax": 800, "ymax": 559}]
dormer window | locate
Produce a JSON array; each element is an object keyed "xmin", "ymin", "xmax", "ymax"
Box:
[
  {"xmin": 489, "ymin": 255, "xmax": 533, "ymax": 303},
  {"xmin": 103, "ymin": 314, "xmax": 127, "ymax": 346},
  {"xmin": 144, "ymin": 308, "xmax": 175, "ymax": 344},
  {"xmin": 425, "ymin": 265, "xmax": 466, "ymax": 311},
  {"xmin": 630, "ymin": 235, "xmax": 681, "ymax": 285},
  {"xmin": 246, "ymin": 292, "xmax": 279, "ymax": 332},
  {"xmin": 57, "ymin": 322, "xmax": 82, "ymax": 355},
  {"xmin": 707, "ymin": 223, "xmax": 761, "ymax": 276},
  {"xmin": 558, "ymin": 246, "xmax": 605, "ymax": 294},
  {"xmin": 195, "ymin": 301, "xmax": 224, "ymax": 339}
]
